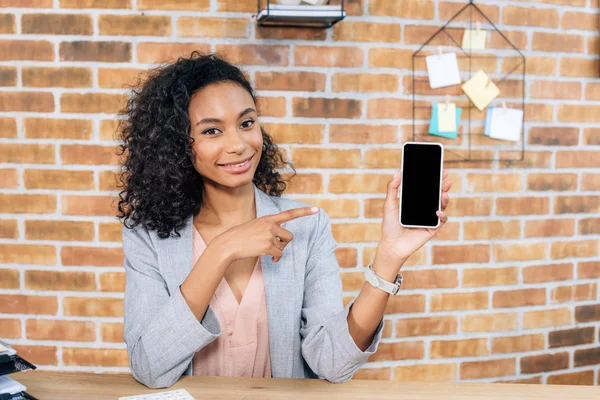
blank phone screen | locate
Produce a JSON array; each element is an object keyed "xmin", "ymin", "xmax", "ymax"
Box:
[{"xmin": 400, "ymin": 143, "xmax": 442, "ymax": 227}]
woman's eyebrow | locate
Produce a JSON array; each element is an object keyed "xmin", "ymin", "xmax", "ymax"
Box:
[{"xmin": 195, "ymin": 108, "xmax": 256, "ymax": 126}]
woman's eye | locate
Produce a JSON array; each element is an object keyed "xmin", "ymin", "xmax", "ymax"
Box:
[
  {"xmin": 202, "ymin": 128, "xmax": 220, "ymax": 135},
  {"xmin": 241, "ymin": 119, "xmax": 254, "ymax": 129}
]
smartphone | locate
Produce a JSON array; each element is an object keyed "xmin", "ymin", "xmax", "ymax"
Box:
[{"xmin": 399, "ymin": 142, "xmax": 444, "ymax": 229}]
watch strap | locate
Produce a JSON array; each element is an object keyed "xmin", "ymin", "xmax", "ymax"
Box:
[{"xmin": 365, "ymin": 264, "xmax": 403, "ymax": 295}]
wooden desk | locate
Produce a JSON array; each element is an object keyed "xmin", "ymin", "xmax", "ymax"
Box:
[{"xmin": 12, "ymin": 371, "xmax": 600, "ymax": 399}]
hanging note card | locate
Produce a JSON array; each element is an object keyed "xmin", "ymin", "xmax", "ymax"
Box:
[
  {"xmin": 462, "ymin": 29, "xmax": 487, "ymax": 50},
  {"xmin": 489, "ymin": 107, "xmax": 523, "ymax": 142},
  {"xmin": 438, "ymin": 103, "xmax": 457, "ymax": 132},
  {"xmin": 425, "ymin": 52, "xmax": 461, "ymax": 89},
  {"xmin": 462, "ymin": 70, "xmax": 500, "ymax": 111},
  {"xmin": 429, "ymin": 103, "xmax": 462, "ymax": 139}
]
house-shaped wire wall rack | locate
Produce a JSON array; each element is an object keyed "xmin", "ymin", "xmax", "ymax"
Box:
[{"xmin": 412, "ymin": 0, "xmax": 526, "ymax": 163}]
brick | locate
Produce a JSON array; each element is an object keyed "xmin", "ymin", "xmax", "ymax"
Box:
[
  {"xmin": 256, "ymin": 96, "xmax": 286, "ymax": 117},
  {"xmin": 0, "ymin": 220, "xmax": 18, "ymax": 239},
  {"xmin": 100, "ymin": 272, "xmax": 125, "ymax": 292},
  {"xmin": 557, "ymin": 151, "xmax": 600, "ymax": 167},
  {"xmin": 585, "ymin": 83, "xmax": 600, "ymax": 100},
  {"xmin": 291, "ymin": 149, "xmax": 360, "ymax": 169},
  {"xmin": 328, "ymin": 174, "xmax": 387, "ymax": 194},
  {"xmin": 137, "ymin": 42, "xmax": 210, "ymax": 63},
  {"xmin": 25, "ymin": 270, "xmax": 96, "ymax": 291},
  {"xmin": 369, "ymin": 0, "xmax": 433, "ymax": 18},
  {"xmin": 489, "ymin": 30, "xmax": 528, "ymax": 50},
  {"xmin": 368, "ymin": 48, "xmax": 413, "ymax": 69},
  {"xmin": 461, "ymin": 359, "xmax": 515, "ymax": 379},
  {"xmin": 463, "ymin": 267, "xmax": 518, "ymax": 287},
  {"xmin": 335, "ymin": 247, "xmax": 357, "ymax": 268},
  {"xmin": 463, "ymin": 221, "xmax": 520, "ymax": 241},
  {"xmin": 138, "ymin": 0, "xmax": 208, "ymax": 10},
  {"xmin": 555, "ymin": 196, "xmax": 600, "ymax": 214},
  {"xmin": 500, "ymin": 152, "xmax": 553, "ymax": 171},
  {"xmin": 524, "ymin": 219, "xmax": 575, "ymax": 238},
  {"xmin": 340, "ymin": 273, "xmax": 363, "ymax": 292},
  {"xmin": 559, "ymin": 105, "xmax": 600, "ymax": 123},
  {"xmin": 563, "ymin": 11, "xmax": 598, "ymax": 30},
  {"xmin": 101, "ymin": 322, "xmax": 124, "ymax": 343},
  {"xmin": 0, "ymin": 14, "xmax": 15, "ymax": 34},
  {"xmin": 263, "ymin": 123, "xmax": 323, "ymax": 145},
  {"xmin": 332, "ymin": 223, "xmax": 379, "ymax": 243},
  {"xmin": 583, "ymin": 128, "xmax": 600, "ymax": 145},
  {"xmin": 447, "ymin": 197, "xmax": 492, "ymax": 217},
  {"xmin": 25, "ymin": 220, "xmax": 94, "ymax": 241},
  {"xmin": 61, "ymin": 93, "xmax": 125, "ymax": 114},
  {"xmin": 394, "ymin": 363, "xmax": 456, "ymax": 382},
  {"xmin": 0, "ymin": 269, "xmax": 19, "ymax": 289},
  {"xmin": 503, "ymin": 56, "xmax": 555, "ymax": 76},
  {"xmin": 24, "ymin": 169, "xmax": 94, "ymax": 190},
  {"xmin": 0, "ymin": 92, "xmax": 54, "ymax": 112},
  {"xmin": 255, "ymin": 72, "xmax": 326, "ymax": 92},
  {"xmin": 296, "ymin": 199, "xmax": 359, "ymax": 219},
  {"xmin": 26, "ymin": 319, "xmax": 95, "ymax": 341},
  {"xmin": 217, "ymin": 0, "xmax": 253, "ymax": 12},
  {"xmin": 432, "ymin": 245, "xmax": 490, "ymax": 265},
  {"xmin": 100, "ymin": 169, "xmax": 118, "ymax": 191},
  {"xmin": 384, "ymin": 294, "xmax": 425, "ymax": 315},
  {"xmin": 533, "ymin": 32, "xmax": 584, "ymax": 53},
  {"xmin": 0, "ymin": 319, "xmax": 20, "ymax": 338},
  {"xmin": 527, "ymin": 173, "xmax": 577, "ymax": 192},
  {"xmin": 547, "ymin": 370, "xmax": 595, "ymax": 386},
  {"xmin": 367, "ymin": 98, "xmax": 414, "ymax": 119},
  {"xmin": 369, "ymin": 341, "xmax": 424, "ymax": 362},
  {"xmin": 552, "ymin": 240, "xmax": 598, "ymax": 260},
  {"xmin": 24, "ymin": 118, "xmax": 92, "ymax": 139},
  {"xmin": 0, "ymin": 169, "xmax": 18, "ymax": 188},
  {"xmin": 549, "ymin": 327, "xmax": 595, "ymax": 348},
  {"xmin": 0, "ymin": 118, "xmax": 16, "ymax": 138},
  {"xmin": 61, "ymin": 246, "xmax": 123, "ymax": 267},
  {"xmin": 404, "ymin": 25, "xmax": 452, "ymax": 46},
  {"xmin": 60, "ymin": 0, "xmax": 131, "ymax": 7},
  {"xmin": 430, "ymin": 292, "xmax": 488, "ymax": 311},
  {"xmin": 64, "ymin": 297, "xmax": 123, "ymax": 317},
  {"xmin": 0, "ymin": 66, "xmax": 16, "ymax": 85},
  {"xmin": 333, "ymin": 22, "xmax": 400, "ymax": 42},
  {"xmin": 462, "ymin": 313, "xmax": 518, "ymax": 333},
  {"xmin": 523, "ymin": 263, "xmax": 573, "ymax": 283},
  {"xmin": 63, "ymin": 348, "xmax": 128, "ymax": 367},
  {"xmin": 531, "ymin": 81, "xmax": 582, "ymax": 100},
  {"xmin": 332, "ymin": 73, "xmax": 398, "ymax": 93},
  {"xmin": 574, "ymin": 347, "xmax": 600, "ymax": 367},
  {"xmin": 431, "ymin": 338, "xmax": 488, "ymax": 359},
  {"xmin": 11, "ymin": 345, "xmax": 56, "ymax": 365},
  {"xmin": 215, "ymin": 44, "xmax": 288, "ymax": 66},
  {"xmin": 493, "ymin": 289, "xmax": 545, "ymax": 308},
  {"xmin": 22, "ymin": 13, "xmax": 92, "ymax": 35},
  {"xmin": 25, "ymin": 66, "xmax": 92, "ymax": 89},
  {"xmin": 61, "ymin": 144, "xmax": 119, "ymax": 165},
  {"xmin": 0, "ymin": 244, "xmax": 56, "ymax": 265},
  {"xmin": 401, "ymin": 269, "xmax": 458, "ymax": 290},
  {"xmin": 494, "ymin": 243, "xmax": 547, "ymax": 262},
  {"xmin": 0, "ymin": 295, "xmax": 57, "ymax": 315},
  {"xmin": 282, "ymin": 173, "xmax": 322, "ymax": 194},
  {"xmin": 492, "ymin": 334, "xmax": 544, "ymax": 354},
  {"xmin": 256, "ymin": 27, "xmax": 326, "ymax": 41},
  {"xmin": 503, "ymin": 6, "xmax": 559, "ymax": 28},
  {"xmin": 523, "ymin": 308, "xmax": 571, "ymax": 329},
  {"xmin": 292, "ymin": 97, "xmax": 360, "ymax": 119},
  {"xmin": 352, "ymin": 368, "xmax": 390, "ymax": 381},
  {"xmin": 559, "ymin": 58, "xmax": 599, "ymax": 78},
  {"xmin": 1, "ymin": 143, "xmax": 54, "ymax": 164},
  {"xmin": 578, "ymin": 261, "xmax": 600, "ymax": 279},
  {"xmin": 294, "ymin": 46, "xmax": 363, "ymax": 67},
  {"xmin": 496, "ymin": 197, "xmax": 549, "ymax": 216},
  {"xmin": 60, "ymin": 41, "xmax": 131, "ymax": 63},
  {"xmin": 439, "ymin": 2, "xmax": 499, "ymax": 23},
  {"xmin": 522, "ymin": 353, "xmax": 569, "ymax": 374},
  {"xmin": 580, "ymin": 217, "xmax": 600, "ymax": 234},
  {"xmin": 0, "ymin": 194, "xmax": 56, "ymax": 213},
  {"xmin": 0, "ymin": 40, "xmax": 53, "ymax": 61},
  {"xmin": 575, "ymin": 304, "xmax": 600, "ymax": 323},
  {"xmin": 99, "ymin": 15, "xmax": 171, "ymax": 36},
  {"xmin": 466, "ymin": 173, "xmax": 522, "ymax": 193},
  {"xmin": 178, "ymin": 17, "xmax": 246, "ymax": 38},
  {"xmin": 100, "ymin": 119, "xmax": 120, "ymax": 141}
]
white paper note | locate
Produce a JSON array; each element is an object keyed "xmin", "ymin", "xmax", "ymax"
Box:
[
  {"xmin": 425, "ymin": 52, "xmax": 461, "ymax": 89},
  {"xmin": 489, "ymin": 107, "xmax": 523, "ymax": 142},
  {"xmin": 462, "ymin": 70, "xmax": 500, "ymax": 111},
  {"xmin": 462, "ymin": 29, "xmax": 487, "ymax": 50}
]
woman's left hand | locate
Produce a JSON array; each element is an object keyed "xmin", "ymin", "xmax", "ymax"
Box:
[{"xmin": 377, "ymin": 169, "xmax": 452, "ymax": 265}]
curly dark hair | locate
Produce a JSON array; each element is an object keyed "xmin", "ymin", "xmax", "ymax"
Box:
[{"xmin": 116, "ymin": 52, "xmax": 294, "ymax": 239}]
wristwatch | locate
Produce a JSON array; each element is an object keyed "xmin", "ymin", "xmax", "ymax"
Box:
[{"xmin": 364, "ymin": 264, "xmax": 403, "ymax": 295}]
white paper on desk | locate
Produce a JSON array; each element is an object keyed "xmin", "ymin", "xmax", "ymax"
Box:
[
  {"xmin": 0, "ymin": 376, "xmax": 27, "ymax": 395},
  {"xmin": 425, "ymin": 53, "xmax": 461, "ymax": 89},
  {"xmin": 489, "ymin": 107, "xmax": 523, "ymax": 142}
]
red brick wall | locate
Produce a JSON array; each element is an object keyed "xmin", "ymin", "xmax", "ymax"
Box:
[{"xmin": 1, "ymin": 0, "xmax": 599, "ymax": 385}]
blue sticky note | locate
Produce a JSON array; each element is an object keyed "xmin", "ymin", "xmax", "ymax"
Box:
[
  {"xmin": 484, "ymin": 106, "xmax": 494, "ymax": 136},
  {"xmin": 429, "ymin": 103, "xmax": 462, "ymax": 139}
]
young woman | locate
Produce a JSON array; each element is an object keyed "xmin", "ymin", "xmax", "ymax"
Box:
[{"xmin": 118, "ymin": 52, "xmax": 451, "ymax": 389}]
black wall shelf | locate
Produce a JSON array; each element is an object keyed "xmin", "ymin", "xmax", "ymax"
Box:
[{"xmin": 256, "ymin": 0, "xmax": 346, "ymax": 28}]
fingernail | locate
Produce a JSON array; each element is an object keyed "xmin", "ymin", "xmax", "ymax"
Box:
[{"xmin": 311, "ymin": 207, "xmax": 318, "ymax": 212}]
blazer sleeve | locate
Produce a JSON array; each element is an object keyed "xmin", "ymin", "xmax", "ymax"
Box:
[
  {"xmin": 122, "ymin": 225, "xmax": 221, "ymax": 389},
  {"xmin": 299, "ymin": 209, "xmax": 383, "ymax": 383}
]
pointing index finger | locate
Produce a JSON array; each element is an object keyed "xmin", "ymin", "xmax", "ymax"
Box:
[{"xmin": 271, "ymin": 206, "xmax": 319, "ymax": 225}]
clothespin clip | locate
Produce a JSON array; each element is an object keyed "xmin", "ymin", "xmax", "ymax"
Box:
[
  {"xmin": 502, "ymin": 101, "xmax": 507, "ymax": 112},
  {"xmin": 445, "ymin": 95, "xmax": 450, "ymax": 111},
  {"xmin": 438, "ymin": 46, "xmax": 443, "ymax": 59}
]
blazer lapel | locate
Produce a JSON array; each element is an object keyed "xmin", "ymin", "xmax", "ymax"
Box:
[{"xmin": 254, "ymin": 185, "xmax": 296, "ymax": 379}]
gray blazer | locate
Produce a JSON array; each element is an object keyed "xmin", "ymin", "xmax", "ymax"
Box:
[{"xmin": 122, "ymin": 184, "xmax": 383, "ymax": 389}]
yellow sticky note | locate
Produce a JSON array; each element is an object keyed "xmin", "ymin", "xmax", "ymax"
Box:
[
  {"xmin": 462, "ymin": 70, "xmax": 500, "ymax": 111},
  {"xmin": 437, "ymin": 103, "xmax": 457, "ymax": 132},
  {"xmin": 462, "ymin": 29, "xmax": 487, "ymax": 50}
]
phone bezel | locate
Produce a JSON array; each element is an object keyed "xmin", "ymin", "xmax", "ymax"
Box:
[{"xmin": 398, "ymin": 142, "xmax": 444, "ymax": 229}]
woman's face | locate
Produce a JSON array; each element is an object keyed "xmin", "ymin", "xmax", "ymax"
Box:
[{"xmin": 188, "ymin": 81, "xmax": 263, "ymax": 189}]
